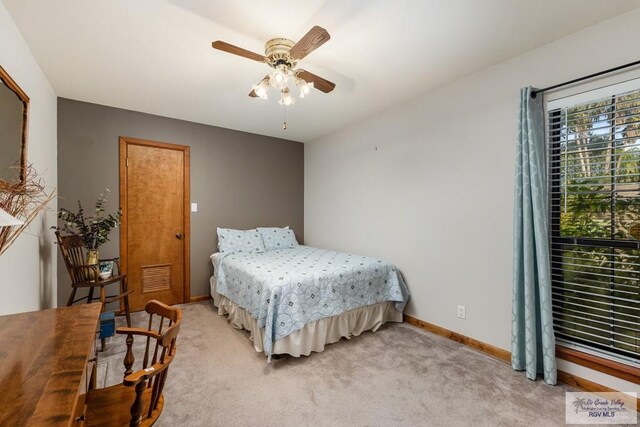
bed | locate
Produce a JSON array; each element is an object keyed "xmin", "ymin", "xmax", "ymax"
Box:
[{"xmin": 209, "ymin": 235, "xmax": 410, "ymax": 360}]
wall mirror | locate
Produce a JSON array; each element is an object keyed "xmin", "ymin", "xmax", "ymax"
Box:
[{"xmin": 0, "ymin": 65, "xmax": 29, "ymax": 185}]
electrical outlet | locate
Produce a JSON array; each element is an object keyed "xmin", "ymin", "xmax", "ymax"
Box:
[{"xmin": 457, "ymin": 305, "xmax": 466, "ymax": 319}]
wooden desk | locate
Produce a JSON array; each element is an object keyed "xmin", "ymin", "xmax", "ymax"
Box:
[{"xmin": 0, "ymin": 303, "xmax": 101, "ymax": 426}]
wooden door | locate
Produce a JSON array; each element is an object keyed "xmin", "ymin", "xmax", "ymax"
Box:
[{"xmin": 120, "ymin": 137, "xmax": 190, "ymax": 311}]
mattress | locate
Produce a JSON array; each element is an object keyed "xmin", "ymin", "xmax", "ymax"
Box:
[{"xmin": 210, "ymin": 246, "xmax": 410, "ymax": 358}]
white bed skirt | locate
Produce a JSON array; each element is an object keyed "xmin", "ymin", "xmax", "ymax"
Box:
[{"xmin": 210, "ymin": 276, "xmax": 403, "ymax": 357}]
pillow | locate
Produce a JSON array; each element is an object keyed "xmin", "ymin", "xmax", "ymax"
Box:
[
  {"xmin": 217, "ymin": 228, "xmax": 266, "ymax": 254},
  {"xmin": 258, "ymin": 227, "xmax": 299, "ymax": 251}
]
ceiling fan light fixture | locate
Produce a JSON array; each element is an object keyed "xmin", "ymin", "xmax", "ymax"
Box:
[
  {"xmin": 253, "ymin": 77, "xmax": 270, "ymax": 99},
  {"xmin": 270, "ymin": 65, "xmax": 291, "ymax": 90},
  {"xmin": 303, "ymin": 81, "xmax": 313, "ymax": 94},
  {"xmin": 296, "ymin": 78, "xmax": 313, "ymax": 98},
  {"xmin": 279, "ymin": 88, "xmax": 294, "ymax": 106},
  {"xmin": 279, "ymin": 96, "xmax": 294, "ymax": 106},
  {"xmin": 252, "ymin": 84, "xmax": 268, "ymax": 100}
]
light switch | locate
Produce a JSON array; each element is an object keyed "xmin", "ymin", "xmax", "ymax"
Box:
[{"xmin": 191, "ymin": 203, "xmax": 198, "ymax": 213}]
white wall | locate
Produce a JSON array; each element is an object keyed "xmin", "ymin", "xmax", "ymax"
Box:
[
  {"xmin": 305, "ymin": 9, "xmax": 640, "ymax": 393},
  {"xmin": 0, "ymin": 2, "xmax": 57, "ymax": 315}
]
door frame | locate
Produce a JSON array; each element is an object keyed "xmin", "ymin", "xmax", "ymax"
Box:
[{"xmin": 119, "ymin": 136, "xmax": 190, "ymax": 305}]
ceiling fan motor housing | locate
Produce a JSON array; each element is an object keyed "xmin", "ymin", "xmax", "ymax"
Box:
[{"xmin": 265, "ymin": 38, "xmax": 296, "ymax": 68}]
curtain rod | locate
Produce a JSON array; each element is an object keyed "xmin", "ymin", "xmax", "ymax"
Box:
[{"xmin": 530, "ymin": 59, "xmax": 640, "ymax": 98}]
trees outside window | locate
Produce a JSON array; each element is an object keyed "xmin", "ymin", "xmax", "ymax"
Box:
[{"xmin": 549, "ymin": 87, "xmax": 640, "ymax": 366}]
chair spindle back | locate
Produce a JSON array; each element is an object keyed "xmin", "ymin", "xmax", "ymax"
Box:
[
  {"xmin": 121, "ymin": 300, "xmax": 182, "ymax": 425},
  {"xmin": 56, "ymin": 231, "xmax": 96, "ymax": 284}
]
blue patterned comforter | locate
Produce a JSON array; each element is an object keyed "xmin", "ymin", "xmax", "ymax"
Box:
[{"xmin": 213, "ymin": 246, "xmax": 410, "ymax": 357}]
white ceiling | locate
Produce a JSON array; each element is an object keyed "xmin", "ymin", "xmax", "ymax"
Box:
[{"xmin": 4, "ymin": 0, "xmax": 640, "ymax": 142}]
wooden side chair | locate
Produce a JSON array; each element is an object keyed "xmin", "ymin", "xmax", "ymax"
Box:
[
  {"xmin": 85, "ymin": 300, "xmax": 182, "ymax": 427},
  {"xmin": 56, "ymin": 231, "xmax": 133, "ymax": 342}
]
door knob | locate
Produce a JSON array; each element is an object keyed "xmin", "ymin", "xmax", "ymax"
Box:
[{"xmin": 176, "ymin": 233, "xmax": 183, "ymax": 239}]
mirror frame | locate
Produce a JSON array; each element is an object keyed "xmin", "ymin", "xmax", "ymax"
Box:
[{"xmin": 0, "ymin": 65, "xmax": 29, "ymax": 186}]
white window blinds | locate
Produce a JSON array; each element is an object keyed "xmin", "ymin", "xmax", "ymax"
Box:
[{"xmin": 547, "ymin": 84, "xmax": 640, "ymax": 367}]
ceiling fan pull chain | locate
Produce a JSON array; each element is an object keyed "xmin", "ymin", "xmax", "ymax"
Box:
[{"xmin": 282, "ymin": 104, "xmax": 287, "ymax": 130}]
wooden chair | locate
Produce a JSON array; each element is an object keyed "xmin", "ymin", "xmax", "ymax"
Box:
[
  {"xmin": 85, "ymin": 300, "xmax": 182, "ymax": 427},
  {"xmin": 56, "ymin": 231, "xmax": 133, "ymax": 344}
]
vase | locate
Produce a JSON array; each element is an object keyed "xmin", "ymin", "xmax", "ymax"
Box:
[{"xmin": 86, "ymin": 249, "xmax": 99, "ymax": 280}]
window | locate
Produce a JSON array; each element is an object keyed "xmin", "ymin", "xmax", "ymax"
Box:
[{"xmin": 548, "ymin": 81, "xmax": 640, "ymax": 369}]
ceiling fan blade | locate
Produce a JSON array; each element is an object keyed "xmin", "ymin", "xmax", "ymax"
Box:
[
  {"xmin": 212, "ymin": 41, "xmax": 267, "ymax": 63},
  {"xmin": 289, "ymin": 26, "xmax": 330, "ymax": 60},
  {"xmin": 297, "ymin": 69, "xmax": 336, "ymax": 93},
  {"xmin": 249, "ymin": 89, "xmax": 258, "ymax": 97}
]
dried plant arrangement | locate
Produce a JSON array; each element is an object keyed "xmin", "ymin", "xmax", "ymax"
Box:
[{"xmin": 0, "ymin": 164, "xmax": 55, "ymax": 256}]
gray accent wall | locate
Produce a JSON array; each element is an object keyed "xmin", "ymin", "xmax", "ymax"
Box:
[{"xmin": 57, "ymin": 98, "xmax": 303, "ymax": 306}]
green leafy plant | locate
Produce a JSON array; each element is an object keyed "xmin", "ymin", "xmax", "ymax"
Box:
[{"xmin": 53, "ymin": 189, "xmax": 122, "ymax": 250}]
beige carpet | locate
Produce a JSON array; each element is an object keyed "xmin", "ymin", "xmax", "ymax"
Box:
[{"xmin": 98, "ymin": 301, "xmax": 577, "ymax": 426}]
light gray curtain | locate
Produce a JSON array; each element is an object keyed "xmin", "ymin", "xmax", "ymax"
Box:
[{"xmin": 511, "ymin": 86, "xmax": 557, "ymax": 385}]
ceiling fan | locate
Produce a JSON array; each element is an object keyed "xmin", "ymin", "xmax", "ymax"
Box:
[{"xmin": 212, "ymin": 26, "xmax": 336, "ymax": 108}]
